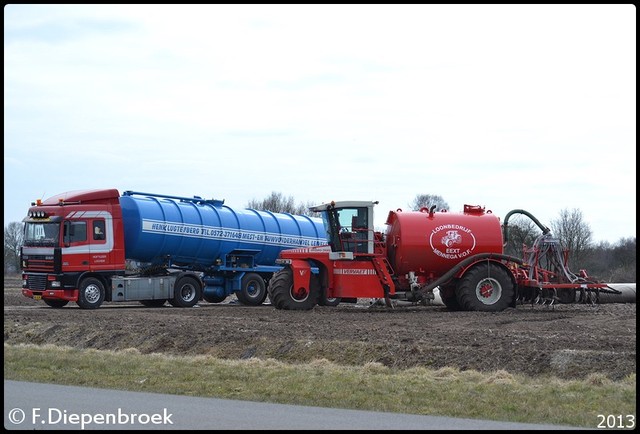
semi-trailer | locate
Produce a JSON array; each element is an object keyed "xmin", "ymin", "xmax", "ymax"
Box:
[{"xmin": 20, "ymin": 189, "xmax": 326, "ymax": 309}]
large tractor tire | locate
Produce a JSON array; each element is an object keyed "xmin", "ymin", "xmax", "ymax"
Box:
[
  {"xmin": 457, "ymin": 263, "xmax": 514, "ymax": 312},
  {"xmin": 77, "ymin": 277, "xmax": 105, "ymax": 309},
  {"xmin": 268, "ymin": 267, "xmax": 318, "ymax": 310},
  {"xmin": 170, "ymin": 276, "xmax": 201, "ymax": 307},
  {"xmin": 236, "ymin": 273, "xmax": 268, "ymax": 306}
]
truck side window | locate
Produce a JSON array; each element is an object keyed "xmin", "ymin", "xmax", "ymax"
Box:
[
  {"xmin": 93, "ymin": 221, "xmax": 106, "ymax": 240},
  {"xmin": 64, "ymin": 221, "xmax": 87, "ymax": 243}
]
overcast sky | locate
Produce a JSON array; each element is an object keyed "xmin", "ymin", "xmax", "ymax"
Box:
[{"xmin": 4, "ymin": 4, "xmax": 636, "ymax": 243}]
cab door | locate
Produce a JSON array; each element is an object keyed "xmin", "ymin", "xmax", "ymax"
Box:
[
  {"xmin": 89, "ymin": 219, "xmax": 113, "ymax": 271},
  {"xmin": 62, "ymin": 220, "xmax": 91, "ymax": 272}
]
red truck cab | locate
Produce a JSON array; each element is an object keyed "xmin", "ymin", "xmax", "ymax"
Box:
[{"xmin": 21, "ymin": 189, "xmax": 126, "ymax": 307}]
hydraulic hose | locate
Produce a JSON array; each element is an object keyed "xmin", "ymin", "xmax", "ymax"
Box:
[{"xmin": 502, "ymin": 209, "xmax": 551, "ymax": 247}]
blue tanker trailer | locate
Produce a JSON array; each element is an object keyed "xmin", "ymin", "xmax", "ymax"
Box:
[{"xmin": 20, "ymin": 189, "xmax": 327, "ymax": 309}]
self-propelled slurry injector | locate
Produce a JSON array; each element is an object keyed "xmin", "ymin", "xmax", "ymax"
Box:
[{"xmin": 267, "ymin": 201, "xmax": 621, "ymax": 311}]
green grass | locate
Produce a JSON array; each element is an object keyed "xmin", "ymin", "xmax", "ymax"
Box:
[{"xmin": 4, "ymin": 343, "xmax": 636, "ymax": 428}]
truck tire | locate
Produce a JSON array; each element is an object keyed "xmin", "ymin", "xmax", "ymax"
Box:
[
  {"xmin": 457, "ymin": 263, "xmax": 514, "ymax": 312},
  {"xmin": 77, "ymin": 277, "xmax": 105, "ymax": 309},
  {"xmin": 44, "ymin": 299, "xmax": 69, "ymax": 308},
  {"xmin": 171, "ymin": 276, "xmax": 201, "ymax": 307},
  {"xmin": 268, "ymin": 267, "xmax": 318, "ymax": 310},
  {"xmin": 236, "ymin": 273, "xmax": 268, "ymax": 306},
  {"xmin": 139, "ymin": 299, "xmax": 167, "ymax": 307}
]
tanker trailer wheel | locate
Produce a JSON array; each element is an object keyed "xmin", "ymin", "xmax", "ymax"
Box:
[
  {"xmin": 236, "ymin": 273, "xmax": 268, "ymax": 306},
  {"xmin": 171, "ymin": 276, "xmax": 202, "ymax": 307},
  {"xmin": 44, "ymin": 299, "xmax": 69, "ymax": 308},
  {"xmin": 457, "ymin": 263, "xmax": 514, "ymax": 312},
  {"xmin": 77, "ymin": 277, "xmax": 105, "ymax": 309},
  {"xmin": 268, "ymin": 267, "xmax": 318, "ymax": 310}
]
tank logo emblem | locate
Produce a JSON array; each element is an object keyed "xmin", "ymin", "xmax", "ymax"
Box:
[{"xmin": 429, "ymin": 224, "xmax": 477, "ymax": 260}]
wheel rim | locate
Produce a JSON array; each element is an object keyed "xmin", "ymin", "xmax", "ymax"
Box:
[
  {"xmin": 84, "ymin": 284, "xmax": 101, "ymax": 304},
  {"xmin": 475, "ymin": 277, "xmax": 502, "ymax": 305},
  {"xmin": 246, "ymin": 280, "xmax": 261, "ymax": 298},
  {"xmin": 180, "ymin": 284, "xmax": 196, "ymax": 303},
  {"xmin": 290, "ymin": 286, "xmax": 309, "ymax": 302}
]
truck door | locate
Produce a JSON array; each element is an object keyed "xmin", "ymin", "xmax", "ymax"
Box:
[
  {"xmin": 62, "ymin": 220, "xmax": 90, "ymax": 272},
  {"xmin": 89, "ymin": 219, "xmax": 113, "ymax": 270}
]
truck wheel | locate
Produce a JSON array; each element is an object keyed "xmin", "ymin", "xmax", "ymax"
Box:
[
  {"xmin": 268, "ymin": 267, "xmax": 318, "ymax": 310},
  {"xmin": 140, "ymin": 299, "xmax": 167, "ymax": 307},
  {"xmin": 171, "ymin": 276, "xmax": 202, "ymax": 307},
  {"xmin": 236, "ymin": 273, "xmax": 268, "ymax": 306},
  {"xmin": 77, "ymin": 277, "xmax": 105, "ymax": 309},
  {"xmin": 457, "ymin": 263, "xmax": 514, "ymax": 312},
  {"xmin": 44, "ymin": 299, "xmax": 69, "ymax": 308}
]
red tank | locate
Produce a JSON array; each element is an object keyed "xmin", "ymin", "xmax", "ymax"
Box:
[{"xmin": 384, "ymin": 205, "xmax": 503, "ymax": 278}]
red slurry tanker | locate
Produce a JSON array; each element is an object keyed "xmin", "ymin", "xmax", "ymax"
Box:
[{"xmin": 268, "ymin": 201, "xmax": 621, "ymax": 311}]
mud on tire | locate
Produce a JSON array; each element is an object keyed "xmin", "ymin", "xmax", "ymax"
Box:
[
  {"xmin": 457, "ymin": 263, "xmax": 514, "ymax": 312},
  {"xmin": 268, "ymin": 267, "xmax": 318, "ymax": 310}
]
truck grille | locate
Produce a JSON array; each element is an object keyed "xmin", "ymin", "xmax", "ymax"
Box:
[
  {"xmin": 26, "ymin": 274, "xmax": 48, "ymax": 291},
  {"xmin": 25, "ymin": 256, "xmax": 55, "ymax": 272}
]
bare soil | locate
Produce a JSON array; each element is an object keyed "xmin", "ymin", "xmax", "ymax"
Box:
[{"xmin": 4, "ymin": 276, "xmax": 636, "ymax": 380}]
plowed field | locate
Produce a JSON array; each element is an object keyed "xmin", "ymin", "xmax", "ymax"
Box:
[{"xmin": 4, "ymin": 277, "xmax": 636, "ymax": 380}]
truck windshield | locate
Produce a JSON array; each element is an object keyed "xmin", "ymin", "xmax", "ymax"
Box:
[{"xmin": 23, "ymin": 222, "xmax": 60, "ymax": 247}]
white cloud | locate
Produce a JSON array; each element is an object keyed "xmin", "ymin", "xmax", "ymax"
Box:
[{"xmin": 4, "ymin": 4, "xmax": 636, "ymax": 243}]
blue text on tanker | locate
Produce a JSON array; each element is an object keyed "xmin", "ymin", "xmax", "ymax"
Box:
[{"xmin": 143, "ymin": 221, "xmax": 325, "ymax": 247}]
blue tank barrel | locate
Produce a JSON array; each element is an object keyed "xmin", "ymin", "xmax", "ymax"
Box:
[{"xmin": 120, "ymin": 191, "xmax": 326, "ymax": 266}]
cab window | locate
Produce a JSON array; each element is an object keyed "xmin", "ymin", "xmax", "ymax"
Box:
[
  {"xmin": 64, "ymin": 221, "xmax": 87, "ymax": 243},
  {"xmin": 93, "ymin": 221, "xmax": 106, "ymax": 240}
]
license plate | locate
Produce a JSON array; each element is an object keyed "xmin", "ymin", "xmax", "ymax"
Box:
[{"xmin": 34, "ymin": 295, "xmax": 42, "ymax": 300}]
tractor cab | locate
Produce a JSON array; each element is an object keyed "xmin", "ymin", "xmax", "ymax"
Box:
[{"xmin": 310, "ymin": 201, "xmax": 378, "ymax": 255}]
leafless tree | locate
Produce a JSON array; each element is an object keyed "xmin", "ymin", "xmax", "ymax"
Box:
[
  {"xmin": 502, "ymin": 216, "xmax": 539, "ymax": 258},
  {"xmin": 550, "ymin": 208, "xmax": 593, "ymax": 270},
  {"xmin": 4, "ymin": 222, "xmax": 24, "ymax": 274},
  {"xmin": 247, "ymin": 192, "xmax": 319, "ymax": 217},
  {"xmin": 409, "ymin": 194, "xmax": 449, "ymax": 212}
]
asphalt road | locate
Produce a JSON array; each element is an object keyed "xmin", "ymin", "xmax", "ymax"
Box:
[{"xmin": 4, "ymin": 380, "xmax": 583, "ymax": 430}]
